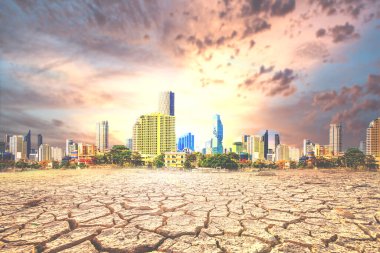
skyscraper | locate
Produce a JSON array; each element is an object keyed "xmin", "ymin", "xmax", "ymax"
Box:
[
  {"xmin": 126, "ymin": 138, "xmax": 133, "ymax": 150},
  {"xmin": 38, "ymin": 144, "xmax": 51, "ymax": 162},
  {"xmin": 24, "ymin": 130, "xmax": 31, "ymax": 159},
  {"xmin": 51, "ymin": 146, "xmax": 63, "ymax": 162},
  {"xmin": 247, "ymin": 135, "xmax": 264, "ymax": 161},
  {"xmin": 366, "ymin": 118, "xmax": 379, "ymax": 164},
  {"xmin": 275, "ymin": 144, "xmax": 290, "ymax": 162},
  {"xmin": 329, "ymin": 123, "xmax": 343, "ymax": 156},
  {"xmin": 212, "ymin": 114, "xmax": 223, "ymax": 154},
  {"xmin": 96, "ymin": 121, "xmax": 109, "ymax": 152},
  {"xmin": 65, "ymin": 139, "xmax": 74, "ymax": 156},
  {"xmin": 133, "ymin": 113, "xmax": 176, "ymax": 156},
  {"xmin": 158, "ymin": 91, "xmax": 175, "ymax": 116},
  {"xmin": 9, "ymin": 135, "xmax": 27, "ymax": 161},
  {"xmin": 262, "ymin": 130, "xmax": 280, "ymax": 161},
  {"xmin": 359, "ymin": 141, "xmax": 366, "ymax": 153},
  {"xmin": 37, "ymin": 134, "xmax": 43, "ymax": 148},
  {"xmin": 303, "ymin": 139, "xmax": 315, "ymax": 156},
  {"xmin": 177, "ymin": 133, "xmax": 195, "ymax": 151}
]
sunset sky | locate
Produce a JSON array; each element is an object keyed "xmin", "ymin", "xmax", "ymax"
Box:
[{"xmin": 1, "ymin": 0, "xmax": 380, "ymax": 150}]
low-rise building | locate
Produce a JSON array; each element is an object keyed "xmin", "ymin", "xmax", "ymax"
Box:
[{"xmin": 164, "ymin": 152, "xmax": 186, "ymax": 168}]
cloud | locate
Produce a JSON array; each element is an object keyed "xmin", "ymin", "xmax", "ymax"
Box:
[
  {"xmin": 271, "ymin": 0, "xmax": 296, "ymax": 16},
  {"xmin": 260, "ymin": 65, "xmax": 275, "ymax": 74},
  {"xmin": 52, "ymin": 119, "xmax": 64, "ymax": 127},
  {"xmin": 330, "ymin": 22, "xmax": 358, "ymax": 43},
  {"xmin": 312, "ymin": 85, "xmax": 363, "ymax": 111},
  {"xmin": 366, "ymin": 74, "xmax": 380, "ymax": 95},
  {"xmin": 316, "ymin": 28, "xmax": 326, "ymax": 37},
  {"xmin": 331, "ymin": 99, "xmax": 380, "ymax": 124},
  {"xmin": 242, "ymin": 18, "xmax": 271, "ymax": 38}
]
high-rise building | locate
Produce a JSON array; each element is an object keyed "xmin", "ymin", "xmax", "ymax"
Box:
[
  {"xmin": 232, "ymin": 142, "xmax": 243, "ymax": 154},
  {"xmin": 9, "ymin": 135, "xmax": 27, "ymax": 161},
  {"xmin": 65, "ymin": 139, "xmax": 74, "ymax": 156},
  {"xmin": 242, "ymin": 135, "xmax": 250, "ymax": 152},
  {"xmin": 303, "ymin": 139, "xmax": 315, "ymax": 157},
  {"xmin": 133, "ymin": 113, "xmax": 176, "ymax": 156},
  {"xmin": 212, "ymin": 114, "xmax": 223, "ymax": 154},
  {"xmin": 38, "ymin": 144, "xmax": 51, "ymax": 162},
  {"xmin": 262, "ymin": 130, "xmax": 280, "ymax": 161},
  {"xmin": 247, "ymin": 135, "xmax": 265, "ymax": 161},
  {"xmin": 178, "ymin": 133, "xmax": 195, "ymax": 151},
  {"xmin": 275, "ymin": 144, "xmax": 290, "ymax": 162},
  {"xmin": 359, "ymin": 141, "xmax": 366, "ymax": 153},
  {"xmin": 37, "ymin": 134, "xmax": 43, "ymax": 148},
  {"xmin": 51, "ymin": 147, "xmax": 63, "ymax": 162},
  {"xmin": 329, "ymin": 123, "xmax": 343, "ymax": 156},
  {"xmin": 96, "ymin": 121, "xmax": 109, "ymax": 152},
  {"xmin": 126, "ymin": 138, "xmax": 133, "ymax": 150},
  {"xmin": 24, "ymin": 130, "xmax": 31, "ymax": 159},
  {"xmin": 289, "ymin": 147, "xmax": 300, "ymax": 162},
  {"xmin": 204, "ymin": 139, "xmax": 213, "ymax": 155},
  {"xmin": 158, "ymin": 91, "xmax": 175, "ymax": 116},
  {"xmin": 366, "ymin": 118, "xmax": 380, "ymax": 164},
  {"xmin": 4, "ymin": 134, "xmax": 11, "ymax": 152}
]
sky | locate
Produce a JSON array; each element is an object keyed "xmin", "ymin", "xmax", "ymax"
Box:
[{"xmin": 0, "ymin": 0, "xmax": 379, "ymax": 151}]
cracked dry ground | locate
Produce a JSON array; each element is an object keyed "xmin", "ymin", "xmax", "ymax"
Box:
[{"xmin": 0, "ymin": 170, "xmax": 379, "ymax": 253}]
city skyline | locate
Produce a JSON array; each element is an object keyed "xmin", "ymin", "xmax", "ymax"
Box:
[{"xmin": 1, "ymin": 1, "xmax": 380, "ymax": 149}]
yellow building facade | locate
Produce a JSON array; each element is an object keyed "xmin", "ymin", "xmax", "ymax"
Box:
[
  {"xmin": 164, "ymin": 152, "xmax": 186, "ymax": 168},
  {"xmin": 366, "ymin": 118, "xmax": 380, "ymax": 165},
  {"xmin": 133, "ymin": 113, "xmax": 176, "ymax": 157}
]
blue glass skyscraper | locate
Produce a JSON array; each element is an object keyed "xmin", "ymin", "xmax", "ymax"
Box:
[
  {"xmin": 177, "ymin": 133, "xmax": 194, "ymax": 151},
  {"xmin": 212, "ymin": 114, "xmax": 223, "ymax": 154},
  {"xmin": 262, "ymin": 130, "xmax": 280, "ymax": 161},
  {"xmin": 24, "ymin": 130, "xmax": 31, "ymax": 159}
]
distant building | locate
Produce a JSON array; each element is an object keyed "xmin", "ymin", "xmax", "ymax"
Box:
[
  {"xmin": 212, "ymin": 114, "xmax": 223, "ymax": 154},
  {"xmin": 275, "ymin": 144, "xmax": 290, "ymax": 162},
  {"xmin": 37, "ymin": 134, "xmax": 43, "ymax": 148},
  {"xmin": 247, "ymin": 135, "xmax": 265, "ymax": 161},
  {"xmin": 262, "ymin": 130, "xmax": 280, "ymax": 161},
  {"xmin": 314, "ymin": 144, "xmax": 331, "ymax": 157},
  {"xmin": 0, "ymin": 141, "xmax": 5, "ymax": 153},
  {"xmin": 178, "ymin": 133, "xmax": 195, "ymax": 151},
  {"xmin": 38, "ymin": 144, "xmax": 51, "ymax": 162},
  {"xmin": 96, "ymin": 121, "xmax": 109, "ymax": 152},
  {"xmin": 366, "ymin": 117, "xmax": 380, "ymax": 165},
  {"xmin": 289, "ymin": 147, "xmax": 300, "ymax": 162},
  {"xmin": 359, "ymin": 141, "xmax": 366, "ymax": 153},
  {"xmin": 51, "ymin": 147, "xmax": 63, "ymax": 162},
  {"xmin": 78, "ymin": 143, "xmax": 96, "ymax": 164},
  {"xmin": 4, "ymin": 134, "xmax": 11, "ymax": 152},
  {"xmin": 159, "ymin": 91, "xmax": 175, "ymax": 116},
  {"xmin": 242, "ymin": 135, "xmax": 250, "ymax": 152},
  {"xmin": 126, "ymin": 138, "xmax": 133, "ymax": 150},
  {"xmin": 24, "ymin": 130, "xmax": 31, "ymax": 159},
  {"xmin": 329, "ymin": 123, "xmax": 343, "ymax": 156},
  {"xmin": 65, "ymin": 139, "xmax": 74, "ymax": 156},
  {"xmin": 204, "ymin": 139, "xmax": 213, "ymax": 155},
  {"xmin": 232, "ymin": 142, "xmax": 243, "ymax": 154},
  {"xmin": 164, "ymin": 152, "xmax": 186, "ymax": 168},
  {"xmin": 9, "ymin": 135, "xmax": 27, "ymax": 161},
  {"xmin": 133, "ymin": 113, "xmax": 176, "ymax": 157}
]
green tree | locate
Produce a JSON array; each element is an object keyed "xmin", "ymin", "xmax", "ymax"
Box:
[
  {"xmin": 184, "ymin": 153, "xmax": 197, "ymax": 169},
  {"xmin": 109, "ymin": 145, "xmax": 131, "ymax": 166},
  {"xmin": 78, "ymin": 163, "xmax": 87, "ymax": 169},
  {"xmin": 52, "ymin": 161, "xmax": 60, "ymax": 169},
  {"xmin": 153, "ymin": 154, "xmax": 165, "ymax": 168},
  {"xmin": 131, "ymin": 152, "xmax": 143, "ymax": 167},
  {"xmin": 344, "ymin": 148, "xmax": 365, "ymax": 169},
  {"xmin": 15, "ymin": 160, "xmax": 28, "ymax": 169},
  {"xmin": 365, "ymin": 155, "xmax": 378, "ymax": 171}
]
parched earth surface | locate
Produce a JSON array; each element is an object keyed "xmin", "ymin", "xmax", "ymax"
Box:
[{"xmin": 0, "ymin": 169, "xmax": 379, "ymax": 253}]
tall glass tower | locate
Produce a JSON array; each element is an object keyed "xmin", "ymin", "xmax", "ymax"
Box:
[
  {"xmin": 212, "ymin": 114, "xmax": 223, "ymax": 154},
  {"xmin": 159, "ymin": 91, "xmax": 175, "ymax": 116},
  {"xmin": 24, "ymin": 130, "xmax": 31, "ymax": 159},
  {"xmin": 329, "ymin": 123, "xmax": 342, "ymax": 156},
  {"xmin": 262, "ymin": 130, "xmax": 280, "ymax": 161}
]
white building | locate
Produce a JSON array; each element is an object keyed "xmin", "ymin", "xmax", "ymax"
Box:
[
  {"xmin": 38, "ymin": 144, "xmax": 51, "ymax": 162},
  {"xmin": 96, "ymin": 121, "xmax": 109, "ymax": 152},
  {"xmin": 158, "ymin": 91, "xmax": 175, "ymax": 116},
  {"xmin": 275, "ymin": 144, "xmax": 290, "ymax": 162},
  {"xmin": 329, "ymin": 123, "xmax": 343, "ymax": 156},
  {"xmin": 51, "ymin": 147, "xmax": 63, "ymax": 162},
  {"xmin": 9, "ymin": 135, "xmax": 27, "ymax": 161},
  {"xmin": 289, "ymin": 147, "xmax": 300, "ymax": 162}
]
